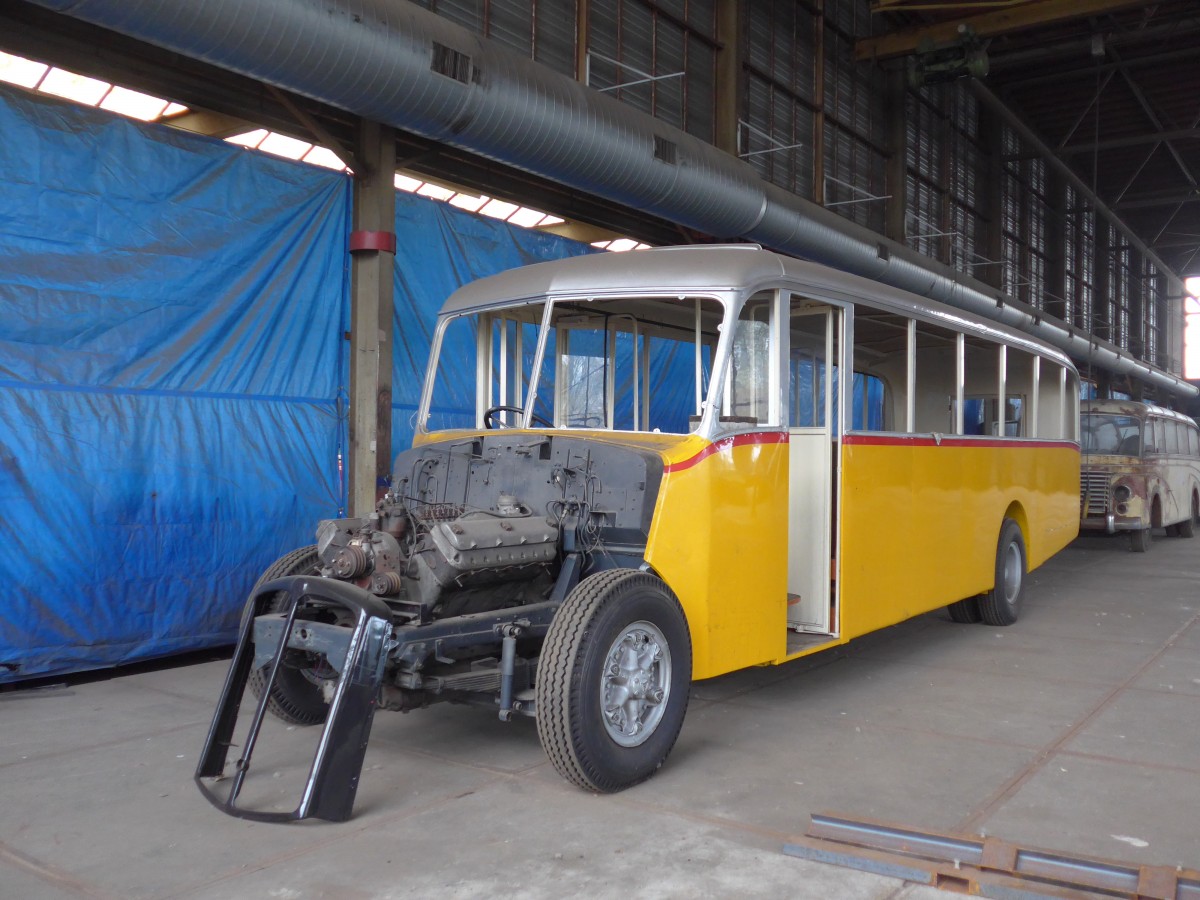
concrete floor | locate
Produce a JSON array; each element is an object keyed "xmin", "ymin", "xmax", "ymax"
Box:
[{"xmin": 3, "ymin": 530, "xmax": 1198, "ymax": 900}]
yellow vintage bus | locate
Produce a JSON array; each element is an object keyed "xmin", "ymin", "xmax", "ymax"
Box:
[
  {"xmin": 1080, "ymin": 398, "xmax": 1200, "ymax": 551},
  {"xmin": 199, "ymin": 245, "xmax": 1082, "ymax": 821}
]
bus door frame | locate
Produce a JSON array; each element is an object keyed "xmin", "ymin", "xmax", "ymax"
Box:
[{"xmin": 784, "ymin": 295, "xmax": 851, "ymax": 636}]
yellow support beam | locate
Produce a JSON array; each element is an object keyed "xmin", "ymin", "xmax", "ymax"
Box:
[{"xmin": 856, "ymin": 0, "xmax": 1147, "ymax": 61}]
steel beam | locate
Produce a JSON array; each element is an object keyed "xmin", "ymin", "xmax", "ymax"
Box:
[
  {"xmin": 856, "ymin": 0, "xmax": 1149, "ymax": 62},
  {"xmin": 1118, "ymin": 192, "xmax": 1200, "ymax": 211},
  {"xmin": 1110, "ymin": 49, "xmax": 1200, "ymax": 196},
  {"xmin": 969, "ymin": 81, "xmax": 1186, "ymax": 291},
  {"xmin": 1062, "ymin": 127, "xmax": 1200, "ymax": 155}
]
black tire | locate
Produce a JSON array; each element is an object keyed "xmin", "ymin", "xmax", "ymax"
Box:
[
  {"xmin": 246, "ymin": 546, "xmax": 330, "ymax": 726},
  {"xmin": 1165, "ymin": 523, "xmax": 1180, "ymax": 537},
  {"xmin": 1178, "ymin": 495, "xmax": 1197, "ymax": 538},
  {"xmin": 535, "ymin": 569, "xmax": 691, "ymax": 793},
  {"xmin": 1130, "ymin": 528, "xmax": 1151, "ymax": 553},
  {"xmin": 947, "ymin": 597, "xmax": 983, "ymax": 624},
  {"xmin": 978, "ymin": 519, "xmax": 1026, "ymax": 627}
]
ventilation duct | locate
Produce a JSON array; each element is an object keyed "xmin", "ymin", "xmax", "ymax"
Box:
[{"xmin": 31, "ymin": 0, "xmax": 1195, "ymax": 398}]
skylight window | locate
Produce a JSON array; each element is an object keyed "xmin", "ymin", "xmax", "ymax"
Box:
[
  {"xmin": 449, "ymin": 193, "xmax": 488, "ymax": 213},
  {"xmin": 257, "ymin": 131, "xmax": 311, "ymax": 160},
  {"xmin": 38, "ymin": 68, "xmax": 109, "ymax": 106},
  {"xmin": 416, "ymin": 183, "xmax": 456, "ymax": 201},
  {"xmin": 506, "ymin": 207, "xmax": 548, "ymax": 228},
  {"xmin": 0, "ymin": 52, "xmax": 48, "ymax": 89},
  {"xmin": 0, "ymin": 53, "xmax": 189, "ymax": 123},
  {"xmin": 226, "ymin": 129, "xmax": 269, "ymax": 149},
  {"xmin": 388, "ymin": 175, "xmax": 594, "ymax": 238},
  {"xmin": 99, "ymin": 85, "xmax": 170, "ymax": 121},
  {"xmin": 480, "ymin": 198, "xmax": 519, "ymax": 220},
  {"xmin": 592, "ymin": 239, "xmax": 648, "ymax": 252},
  {"xmin": 302, "ymin": 146, "xmax": 346, "ymax": 170}
]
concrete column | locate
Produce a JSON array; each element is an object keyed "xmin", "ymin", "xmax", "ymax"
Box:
[
  {"xmin": 348, "ymin": 119, "xmax": 397, "ymax": 517},
  {"xmin": 714, "ymin": 0, "xmax": 741, "ymax": 157},
  {"xmin": 884, "ymin": 67, "xmax": 907, "ymax": 244}
]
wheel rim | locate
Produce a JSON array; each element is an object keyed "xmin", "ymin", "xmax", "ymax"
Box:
[
  {"xmin": 1002, "ymin": 541, "xmax": 1022, "ymax": 606},
  {"xmin": 600, "ymin": 620, "xmax": 671, "ymax": 748}
]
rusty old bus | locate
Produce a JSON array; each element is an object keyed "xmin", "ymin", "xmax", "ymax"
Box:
[{"xmin": 1080, "ymin": 399, "xmax": 1200, "ymax": 551}]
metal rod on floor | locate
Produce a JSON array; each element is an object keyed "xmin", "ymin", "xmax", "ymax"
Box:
[{"xmin": 784, "ymin": 812, "xmax": 1200, "ymax": 900}]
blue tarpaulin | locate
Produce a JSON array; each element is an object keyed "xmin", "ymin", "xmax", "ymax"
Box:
[
  {"xmin": 0, "ymin": 87, "xmax": 351, "ymax": 680},
  {"xmin": 0, "ymin": 85, "xmax": 591, "ymax": 680}
]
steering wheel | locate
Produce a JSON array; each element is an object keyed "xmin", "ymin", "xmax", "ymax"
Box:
[{"xmin": 483, "ymin": 405, "xmax": 553, "ymax": 429}]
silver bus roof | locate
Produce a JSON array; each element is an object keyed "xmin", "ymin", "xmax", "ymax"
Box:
[{"xmin": 439, "ymin": 245, "xmax": 1076, "ymax": 370}]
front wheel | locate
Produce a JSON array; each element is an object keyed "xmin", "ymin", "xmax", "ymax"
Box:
[
  {"xmin": 535, "ymin": 569, "xmax": 691, "ymax": 793},
  {"xmin": 246, "ymin": 546, "xmax": 332, "ymax": 726},
  {"xmin": 1130, "ymin": 528, "xmax": 1151, "ymax": 553},
  {"xmin": 978, "ymin": 519, "xmax": 1026, "ymax": 626}
]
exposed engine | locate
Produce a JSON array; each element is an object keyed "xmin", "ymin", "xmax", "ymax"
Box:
[
  {"xmin": 314, "ymin": 494, "xmax": 560, "ymax": 624},
  {"xmin": 311, "ymin": 433, "xmax": 661, "ymax": 628}
]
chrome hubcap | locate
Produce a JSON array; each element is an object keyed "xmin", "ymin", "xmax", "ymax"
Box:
[
  {"xmin": 1002, "ymin": 542, "xmax": 1022, "ymax": 605},
  {"xmin": 601, "ymin": 621, "xmax": 671, "ymax": 747}
]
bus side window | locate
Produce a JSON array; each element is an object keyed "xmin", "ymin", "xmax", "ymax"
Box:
[
  {"xmin": 852, "ymin": 372, "xmax": 886, "ymax": 430},
  {"xmin": 912, "ymin": 320, "xmax": 960, "ymax": 433},
  {"xmin": 1040, "ymin": 359, "xmax": 1079, "ymax": 441},
  {"xmin": 725, "ymin": 292, "xmax": 777, "ymax": 427},
  {"xmin": 1145, "ymin": 419, "xmax": 1160, "ymax": 454},
  {"xmin": 1191, "ymin": 425, "xmax": 1199, "ymax": 457},
  {"xmin": 847, "ymin": 307, "xmax": 908, "ymax": 431}
]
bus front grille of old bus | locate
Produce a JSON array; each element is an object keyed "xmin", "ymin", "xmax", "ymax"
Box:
[{"xmin": 1081, "ymin": 470, "xmax": 1110, "ymax": 517}]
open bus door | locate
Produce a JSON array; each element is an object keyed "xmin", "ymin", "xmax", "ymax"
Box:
[{"xmin": 787, "ymin": 302, "xmax": 844, "ymax": 636}]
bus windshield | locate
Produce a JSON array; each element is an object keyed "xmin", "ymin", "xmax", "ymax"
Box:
[
  {"xmin": 1082, "ymin": 414, "xmax": 1141, "ymax": 455},
  {"xmin": 424, "ymin": 295, "xmax": 726, "ymax": 434}
]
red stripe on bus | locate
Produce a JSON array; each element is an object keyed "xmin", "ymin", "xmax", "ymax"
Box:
[
  {"xmin": 664, "ymin": 431, "xmax": 789, "ymax": 473},
  {"xmin": 842, "ymin": 433, "xmax": 1079, "ymax": 450}
]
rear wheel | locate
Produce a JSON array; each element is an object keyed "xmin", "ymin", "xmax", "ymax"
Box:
[
  {"xmin": 1178, "ymin": 495, "xmax": 1197, "ymax": 538},
  {"xmin": 947, "ymin": 597, "xmax": 983, "ymax": 624},
  {"xmin": 246, "ymin": 546, "xmax": 331, "ymax": 726},
  {"xmin": 536, "ymin": 569, "xmax": 691, "ymax": 793},
  {"xmin": 978, "ymin": 519, "xmax": 1025, "ymax": 627}
]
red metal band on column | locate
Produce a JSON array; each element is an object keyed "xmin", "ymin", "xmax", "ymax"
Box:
[{"xmin": 349, "ymin": 230, "xmax": 397, "ymax": 253}]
